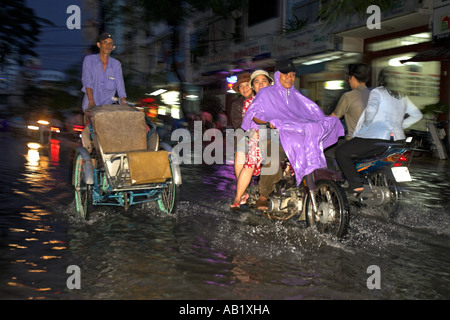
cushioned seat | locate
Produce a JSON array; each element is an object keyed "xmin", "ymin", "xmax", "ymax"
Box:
[
  {"xmin": 91, "ymin": 105, "xmax": 147, "ymax": 153},
  {"xmin": 89, "ymin": 105, "xmax": 171, "ymax": 187},
  {"xmin": 127, "ymin": 150, "xmax": 172, "ymax": 184}
]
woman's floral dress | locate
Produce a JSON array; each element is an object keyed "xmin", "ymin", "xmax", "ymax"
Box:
[{"xmin": 242, "ymin": 96, "xmax": 262, "ymax": 176}]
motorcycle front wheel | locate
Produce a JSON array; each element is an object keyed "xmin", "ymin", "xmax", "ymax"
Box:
[{"xmin": 305, "ymin": 180, "xmax": 349, "ymax": 238}]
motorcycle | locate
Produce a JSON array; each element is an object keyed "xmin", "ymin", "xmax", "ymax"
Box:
[
  {"xmin": 245, "ymin": 131, "xmax": 413, "ymax": 238},
  {"xmin": 337, "ymin": 139, "xmax": 413, "ymax": 209},
  {"xmin": 267, "ymin": 161, "xmax": 349, "ymax": 238},
  {"xmin": 245, "ymin": 126, "xmax": 350, "ymax": 238}
]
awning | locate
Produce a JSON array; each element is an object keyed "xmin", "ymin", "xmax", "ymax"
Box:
[{"xmin": 401, "ymin": 46, "xmax": 450, "ymax": 63}]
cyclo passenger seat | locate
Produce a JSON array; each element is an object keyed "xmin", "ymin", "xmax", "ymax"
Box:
[{"xmin": 89, "ymin": 105, "xmax": 171, "ymax": 187}]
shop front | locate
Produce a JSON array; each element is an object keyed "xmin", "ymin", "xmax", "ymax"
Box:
[
  {"xmin": 193, "ymin": 35, "xmax": 275, "ymax": 127},
  {"xmin": 273, "ymin": 28, "xmax": 363, "ymax": 114},
  {"xmin": 364, "ymin": 25, "xmax": 443, "ymax": 131},
  {"xmin": 293, "ymin": 52, "xmax": 363, "ymax": 114}
]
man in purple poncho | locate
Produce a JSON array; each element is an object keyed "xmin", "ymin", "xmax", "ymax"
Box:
[{"xmin": 241, "ymin": 60, "xmax": 344, "ymax": 209}]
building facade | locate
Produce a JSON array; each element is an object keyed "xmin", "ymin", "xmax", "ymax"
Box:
[{"xmin": 117, "ymin": 0, "xmax": 449, "ymax": 135}]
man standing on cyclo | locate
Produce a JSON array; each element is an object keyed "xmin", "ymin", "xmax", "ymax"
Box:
[{"xmin": 80, "ymin": 32, "xmax": 127, "ymax": 151}]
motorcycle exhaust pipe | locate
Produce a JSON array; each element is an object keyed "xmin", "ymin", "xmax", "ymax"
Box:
[
  {"xmin": 268, "ymin": 198, "xmax": 281, "ymax": 212},
  {"xmin": 268, "ymin": 197, "xmax": 302, "ymax": 213}
]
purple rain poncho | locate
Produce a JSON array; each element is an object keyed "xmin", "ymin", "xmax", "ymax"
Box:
[{"xmin": 241, "ymin": 71, "xmax": 344, "ymax": 185}]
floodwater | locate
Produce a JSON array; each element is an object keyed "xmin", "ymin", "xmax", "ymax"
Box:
[{"xmin": 0, "ymin": 133, "xmax": 449, "ymax": 300}]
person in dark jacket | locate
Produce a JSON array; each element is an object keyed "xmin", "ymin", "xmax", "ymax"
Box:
[
  {"xmin": 230, "ymin": 72, "xmax": 253, "ymax": 129},
  {"xmin": 231, "ymin": 73, "xmax": 254, "ymax": 179}
]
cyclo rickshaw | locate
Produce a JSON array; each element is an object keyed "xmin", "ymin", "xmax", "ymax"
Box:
[{"xmin": 72, "ymin": 104, "xmax": 181, "ymax": 220}]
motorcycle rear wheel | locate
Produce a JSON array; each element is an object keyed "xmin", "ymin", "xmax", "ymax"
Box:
[
  {"xmin": 305, "ymin": 180, "xmax": 349, "ymax": 238},
  {"xmin": 369, "ymin": 171, "xmax": 400, "ymax": 214}
]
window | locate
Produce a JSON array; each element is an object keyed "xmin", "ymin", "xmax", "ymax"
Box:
[
  {"xmin": 233, "ymin": 16, "xmax": 244, "ymax": 43},
  {"xmin": 190, "ymin": 28, "xmax": 209, "ymax": 62},
  {"xmin": 248, "ymin": 0, "xmax": 278, "ymax": 26}
]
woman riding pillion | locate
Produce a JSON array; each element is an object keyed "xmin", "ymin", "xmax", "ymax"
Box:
[{"xmin": 231, "ymin": 70, "xmax": 274, "ymax": 209}]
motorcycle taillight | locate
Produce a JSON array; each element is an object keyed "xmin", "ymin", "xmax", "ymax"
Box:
[
  {"xmin": 73, "ymin": 125, "xmax": 84, "ymax": 132},
  {"xmin": 50, "ymin": 126, "xmax": 60, "ymax": 133},
  {"xmin": 394, "ymin": 150, "xmax": 411, "ymax": 167}
]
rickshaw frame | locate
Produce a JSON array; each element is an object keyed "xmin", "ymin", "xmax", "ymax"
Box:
[{"xmin": 72, "ymin": 104, "xmax": 181, "ymax": 219}]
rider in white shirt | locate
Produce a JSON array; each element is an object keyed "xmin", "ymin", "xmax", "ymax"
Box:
[{"xmin": 336, "ymin": 67, "xmax": 423, "ymax": 193}]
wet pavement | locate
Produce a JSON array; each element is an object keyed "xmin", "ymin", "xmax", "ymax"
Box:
[{"xmin": 0, "ymin": 132, "xmax": 449, "ymax": 300}]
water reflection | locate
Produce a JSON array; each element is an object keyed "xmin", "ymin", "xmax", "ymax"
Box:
[
  {"xmin": 1, "ymin": 135, "xmax": 450, "ymax": 299},
  {"xmin": 26, "ymin": 143, "xmax": 41, "ymax": 168},
  {"xmin": 5, "ymin": 202, "xmax": 68, "ymax": 299},
  {"xmin": 0, "ymin": 138, "xmax": 70, "ymax": 299},
  {"xmin": 49, "ymin": 139, "xmax": 60, "ymax": 165},
  {"xmin": 26, "ymin": 139, "xmax": 60, "ymax": 169}
]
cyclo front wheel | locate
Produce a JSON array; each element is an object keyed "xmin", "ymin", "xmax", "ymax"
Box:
[
  {"xmin": 73, "ymin": 151, "xmax": 93, "ymax": 220},
  {"xmin": 305, "ymin": 179, "xmax": 349, "ymax": 238}
]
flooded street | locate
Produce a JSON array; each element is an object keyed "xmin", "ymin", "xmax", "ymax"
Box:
[{"xmin": 0, "ymin": 133, "xmax": 449, "ymax": 301}]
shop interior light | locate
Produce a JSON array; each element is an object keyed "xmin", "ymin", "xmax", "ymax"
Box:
[
  {"xmin": 147, "ymin": 89, "xmax": 167, "ymax": 96},
  {"xmin": 302, "ymin": 55, "xmax": 342, "ymax": 65},
  {"xmin": 171, "ymin": 107, "xmax": 180, "ymax": 119},
  {"xmin": 412, "ymin": 32, "xmax": 431, "ymax": 38},
  {"xmin": 324, "ymin": 80, "xmax": 345, "ymax": 90},
  {"xmin": 158, "ymin": 106, "xmax": 167, "ymax": 115},
  {"xmin": 303, "ymin": 59, "xmax": 323, "ymax": 65},
  {"xmin": 227, "ymin": 82, "xmax": 236, "ymax": 93},
  {"xmin": 389, "ymin": 56, "xmax": 413, "ymax": 67},
  {"xmin": 368, "ymin": 32, "xmax": 431, "ymax": 52},
  {"xmin": 161, "ymin": 91, "xmax": 180, "ymax": 105},
  {"xmin": 227, "ymin": 75, "xmax": 237, "ymax": 84}
]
